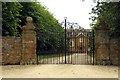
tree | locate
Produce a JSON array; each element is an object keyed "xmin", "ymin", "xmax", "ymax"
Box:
[
  {"xmin": 2, "ymin": 2, "xmax": 22, "ymax": 36},
  {"xmin": 90, "ymin": 2, "xmax": 120, "ymax": 37}
]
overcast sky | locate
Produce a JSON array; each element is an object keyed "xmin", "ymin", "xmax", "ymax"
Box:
[{"xmin": 38, "ymin": 0, "xmax": 96, "ymax": 29}]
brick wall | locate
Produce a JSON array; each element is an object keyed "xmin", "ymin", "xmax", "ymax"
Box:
[
  {"xmin": 2, "ymin": 36, "xmax": 22, "ymax": 65},
  {"xmin": 110, "ymin": 38, "xmax": 119, "ymax": 65},
  {"xmin": 0, "ymin": 38, "xmax": 2, "ymax": 65}
]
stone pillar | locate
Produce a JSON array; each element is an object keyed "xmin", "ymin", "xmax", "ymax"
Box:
[
  {"xmin": 95, "ymin": 17, "xmax": 110, "ymax": 65},
  {"xmin": 21, "ymin": 17, "xmax": 36, "ymax": 65}
]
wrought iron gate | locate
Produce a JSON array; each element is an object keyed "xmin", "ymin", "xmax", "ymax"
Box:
[{"xmin": 36, "ymin": 18, "xmax": 94, "ymax": 65}]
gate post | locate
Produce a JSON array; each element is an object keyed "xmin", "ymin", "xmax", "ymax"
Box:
[
  {"xmin": 20, "ymin": 17, "xmax": 36, "ymax": 65},
  {"xmin": 94, "ymin": 16, "xmax": 110, "ymax": 65}
]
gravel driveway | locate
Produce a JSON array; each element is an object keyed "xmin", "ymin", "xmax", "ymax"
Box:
[{"xmin": 2, "ymin": 65, "xmax": 118, "ymax": 78}]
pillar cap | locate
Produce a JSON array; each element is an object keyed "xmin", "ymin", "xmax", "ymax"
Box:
[
  {"xmin": 26, "ymin": 17, "xmax": 33, "ymax": 22},
  {"xmin": 22, "ymin": 16, "xmax": 35, "ymax": 30}
]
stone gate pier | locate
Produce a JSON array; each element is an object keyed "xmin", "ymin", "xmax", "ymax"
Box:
[
  {"xmin": 94, "ymin": 17, "xmax": 119, "ymax": 65},
  {"xmin": 95, "ymin": 22, "xmax": 110, "ymax": 65},
  {"xmin": 21, "ymin": 17, "xmax": 36, "ymax": 65}
]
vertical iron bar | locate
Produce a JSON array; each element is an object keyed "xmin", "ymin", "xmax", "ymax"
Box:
[
  {"xmin": 86, "ymin": 32, "xmax": 87, "ymax": 64},
  {"xmin": 70, "ymin": 31, "xmax": 72, "ymax": 64},
  {"xmin": 80, "ymin": 32, "xmax": 82, "ymax": 64},
  {"xmin": 64, "ymin": 17, "xmax": 67, "ymax": 64},
  {"xmin": 74, "ymin": 31, "xmax": 77, "ymax": 64},
  {"xmin": 87, "ymin": 32, "xmax": 89, "ymax": 64},
  {"xmin": 81, "ymin": 32, "xmax": 83, "ymax": 65},
  {"xmin": 67, "ymin": 35, "xmax": 69, "ymax": 64},
  {"xmin": 47, "ymin": 52, "xmax": 48, "ymax": 64},
  {"xmin": 58, "ymin": 31, "xmax": 60, "ymax": 64},
  {"xmin": 36, "ymin": 54, "xmax": 38, "ymax": 65},
  {"xmin": 92, "ymin": 30, "xmax": 95, "ymax": 65},
  {"xmin": 83, "ymin": 31, "xmax": 85, "ymax": 65},
  {"xmin": 85, "ymin": 31, "xmax": 87, "ymax": 64},
  {"xmin": 43, "ymin": 51, "xmax": 44, "ymax": 64},
  {"xmin": 76, "ymin": 31, "xmax": 78, "ymax": 65}
]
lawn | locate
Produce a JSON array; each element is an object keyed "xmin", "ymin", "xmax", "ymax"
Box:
[{"xmin": 37, "ymin": 53, "xmax": 71, "ymax": 61}]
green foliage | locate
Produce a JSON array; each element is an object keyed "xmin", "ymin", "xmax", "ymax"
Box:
[
  {"xmin": 90, "ymin": 2, "xmax": 120, "ymax": 37},
  {"xmin": 2, "ymin": 2, "xmax": 22, "ymax": 36},
  {"xmin": 2, "ymin": 2, "xmax": 65, "ymax": 52}
]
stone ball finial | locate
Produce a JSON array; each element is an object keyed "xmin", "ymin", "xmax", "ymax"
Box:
[{"xmin": 26, "ymin": 17, "xmax": 33, "ymax": 22}]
